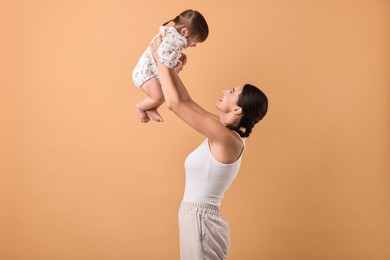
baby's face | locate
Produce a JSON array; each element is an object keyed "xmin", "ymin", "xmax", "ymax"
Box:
[{"xmin": 184, "ymin": 36, "xmax": 199, "ymax": 48}]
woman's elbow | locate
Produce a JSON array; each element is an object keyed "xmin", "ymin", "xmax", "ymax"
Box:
[
  {"xmin": 167, "ymin": 98, "xmax": 188, "ymax": 112},
  {"xmin": 166, "ymin": 100, "xmax": 179, "ymax": 111}
]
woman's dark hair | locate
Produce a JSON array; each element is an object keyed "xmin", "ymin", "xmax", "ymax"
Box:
[
  {"xmin": 227, "ymin": 84, "xmax": 268, "ymax": 138},
  {"xmin": 162, "ymin": 9, "xmax": 209, "ymax": 42}
]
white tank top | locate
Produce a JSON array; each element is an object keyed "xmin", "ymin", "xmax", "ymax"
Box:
[{"xmin": 183, "ymin": 136, "xmax": 245, "ymax": 206}]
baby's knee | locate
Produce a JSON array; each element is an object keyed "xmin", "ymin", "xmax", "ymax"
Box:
[{"xmin": 153, "ymin": 93, "xmax": 165, "ymax": 104}]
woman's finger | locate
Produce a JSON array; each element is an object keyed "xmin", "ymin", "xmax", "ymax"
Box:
[
  {"xmin": 156, "ymin": 33, "xmax": 162, "ymax": 45},
  {"xmin": 161, "ymin": 28, "xmax": 167, "ymax": 37},
  {"xmin": 150, "ymin": 33, "xmax": 162, "ymax": 51}
]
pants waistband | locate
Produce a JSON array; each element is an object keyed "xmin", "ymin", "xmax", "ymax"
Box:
[{"xmin": 180, "ymin": 201, "xmax": 220, "ymax": 215}]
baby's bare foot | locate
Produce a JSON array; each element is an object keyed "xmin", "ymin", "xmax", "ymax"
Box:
[
  {"xmin": 146, "ymin": 109, "xmax": 163, "ymax": 122},
  {"xmin": 135, "ymin": 106, "xmax": 150, "ymax": 123}
]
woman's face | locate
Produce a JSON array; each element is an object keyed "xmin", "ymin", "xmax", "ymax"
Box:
[{"xmin": 215, "ymin": 85, "xmax": 244, "ymax": 112}]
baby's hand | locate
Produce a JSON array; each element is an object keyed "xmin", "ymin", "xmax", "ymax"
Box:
[
  {"xmin": 179, "ymin": 53, "xmax": 187, "ymax": 66},
  {"xmin": 173, "ymin": 61, "xmax": 184, "ymax": 73}
]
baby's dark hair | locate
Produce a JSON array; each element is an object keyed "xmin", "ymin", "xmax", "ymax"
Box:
[
  {"xmin": 227, "ymin": 84, "xmax": 268, "ymax": 138},
  {"xmin": 162, "ymin": 9, "xmax": 209, "ymax": 42}
]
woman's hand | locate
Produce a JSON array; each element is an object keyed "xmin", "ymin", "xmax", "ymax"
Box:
[{"xmin": 150, "ymin": 33, "xmax": 163, "ymax": 62}]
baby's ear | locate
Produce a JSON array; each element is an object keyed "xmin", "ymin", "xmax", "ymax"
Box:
[{"xmin": 180, "ymin": 27, "xmax": 189, "ymax": 37}]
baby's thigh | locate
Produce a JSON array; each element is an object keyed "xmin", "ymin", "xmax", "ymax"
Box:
[{"xmin": 141, "ymin": 77, "xmax": 163, "ymax": 100}]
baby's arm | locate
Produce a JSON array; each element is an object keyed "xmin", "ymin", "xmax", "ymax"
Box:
[
  {"xmin": 170, "ymin": 53, "xmax": 187, "ymax": 74},
  {"xmin": 157, "ymin": 28, "xmax": 186, "ymax": 69},
  {"xmin": 179, "ymin": 53, "xmax": 187, "ymax": 65}
]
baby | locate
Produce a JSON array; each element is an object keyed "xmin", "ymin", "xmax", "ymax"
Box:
[{"xmin": 132, "ymin": 9, "xmax": 209, "ymax": 122}]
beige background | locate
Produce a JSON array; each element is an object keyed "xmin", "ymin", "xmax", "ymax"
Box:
[{"xmin": 1, "ymin": 0, "xmax": 389, "ymax": 259}]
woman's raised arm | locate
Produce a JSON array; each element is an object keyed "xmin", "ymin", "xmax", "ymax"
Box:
[
  {"xmin": 150, "ymin": 34, "xmax": 227, "ymax": 139},
  {"xmin": 170, "ymin": 63, "xmax": 219, "ymax": 121}
]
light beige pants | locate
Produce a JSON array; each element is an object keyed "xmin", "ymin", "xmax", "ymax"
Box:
[{"xmin": 178, "ymin": 202, "xmax": 230, "ymax": 260}]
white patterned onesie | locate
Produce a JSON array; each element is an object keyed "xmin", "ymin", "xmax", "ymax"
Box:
[{"xmin": 132, "ymin": 26, "xmax": 187, "ymax": 88}]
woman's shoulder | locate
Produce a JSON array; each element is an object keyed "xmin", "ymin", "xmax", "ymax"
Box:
[
  {"xmin": 209, "ymin": 130, "xmax": 245, "ymax": 164},
  {"xmin": 211, "ymin": 129, "xmax": 244, "ymax": 150}
]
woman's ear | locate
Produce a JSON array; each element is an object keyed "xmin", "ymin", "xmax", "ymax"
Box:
[
  {"xmin": 233, "ymin": 107, "xmax": 243, "ymax": 115},
  {"xmin": 180, "ymin": 27, "xmax": 189, "ymax": 37}
]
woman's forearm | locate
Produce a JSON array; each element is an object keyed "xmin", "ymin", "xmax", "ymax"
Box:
[
  {"xmin": 156, "ymin": 59, "xmax": 181, "ymax": 109},
  {"xmin": 151, "ymin": 33, "xmax": 190, "ymax": 109},
  {"xmin": 170, "ymin": 70, "xmax": 191, "ymax": 102},
  {"xmin": 170, "ymin": 69, "xmax": 219, "ymax": 120},
  {"xmin": 151, "ymin": 34, "xmax": 218, "ymax": 119}
]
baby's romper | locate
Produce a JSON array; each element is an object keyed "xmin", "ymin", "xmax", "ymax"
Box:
[{"xmin": 132, "ymin": 26, "xmax": 187, "ymax": 88}]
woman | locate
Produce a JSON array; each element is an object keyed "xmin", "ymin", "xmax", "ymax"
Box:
[{"xmin": 150, "ymin": 34, "xmax": 268, "ymax": 260}]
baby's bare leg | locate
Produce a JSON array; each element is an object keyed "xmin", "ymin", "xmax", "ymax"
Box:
[
  {"xmin": 145, "ymin": 105, "xmax": 163, "ymax": 122},
  {"xmin": 135, "ymin": 77, "xmax": 164, "ymax": 122}
]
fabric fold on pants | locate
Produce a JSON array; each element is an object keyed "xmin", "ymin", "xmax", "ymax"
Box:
[{"xmin": 178, "ymin": 201, "xmax": 230, "ymax": 260}]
